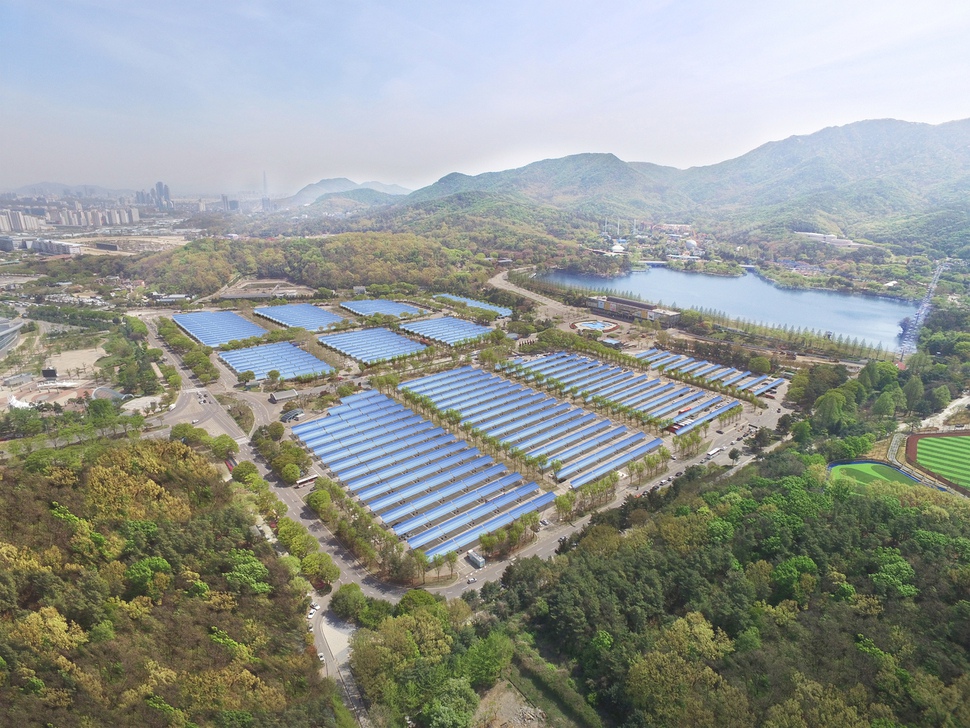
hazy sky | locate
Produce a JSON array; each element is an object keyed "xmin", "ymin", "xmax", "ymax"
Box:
[{"xmin": 3, "ymin": 0, "xmax": 970, "ymax": 195}]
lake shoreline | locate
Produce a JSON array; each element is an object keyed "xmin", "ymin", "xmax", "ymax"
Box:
[
  {"xmin": 588, "ymin": 264, "xmax": 917, "ymax": 304},
  {"xmin": 539, "ymin": 267, "xmax": 917, "ymax": 350}
]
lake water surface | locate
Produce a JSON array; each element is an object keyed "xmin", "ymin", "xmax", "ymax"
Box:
[{"xmin": 541, "ymin": 267, "xmax": 919, "ymax": 351}]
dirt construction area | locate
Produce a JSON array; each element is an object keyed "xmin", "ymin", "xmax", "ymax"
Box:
[{"xmin": 474, "ymin": 680, "xmax": 545, "ymax": 727}]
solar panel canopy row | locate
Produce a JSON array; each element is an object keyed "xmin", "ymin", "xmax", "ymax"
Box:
[
  {"xmin": 172, "ymin": 311, "xmax": 267, "ymax": 348},
  {"xmin": 401, "ymin": 364, "xmax": 661, "ymax": 487},
  {"xmin": 340, "ymin": 299, "xmax": 426, "ymax": 318},
  {"xmin": 632, "ymin": 347, "xmax": 779, "ymax": 394},
  {"xmin": 400, "ymin": 316, "xmax": 493, "ymax": 346},
  {"xmin": 219, "ymin": 341, "xmax": 333, "ymax": 380},
  {"xmin": 435, "ymin": 294, "xmax": 512, "ymax": 317},
  {"xmin": 319, "ymin": 327, "xmax": 426, "ymax": 364},
  {"xmin": 511, "ymin": 353, "xmax": 739, "ymax": 427},
  {"xmin": 292, "ymin": 392, "xmax": 553, "ymax": 557},
  {"xmin": 253, "ymin": 303, "xmax": 346, "ymax": 331}
]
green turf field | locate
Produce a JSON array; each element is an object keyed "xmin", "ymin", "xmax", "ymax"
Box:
[
  {"xmin": 829, "ymin": 461, "xmax": 915, "ymax": 486},
  {"xmin": 915, "ymin": 436, "xmax": 970, "ymax": 488}
]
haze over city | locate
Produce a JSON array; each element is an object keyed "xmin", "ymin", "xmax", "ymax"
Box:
[{"xmin": 3, "ymin": 0, "xmax": 970, "ymax": 194}]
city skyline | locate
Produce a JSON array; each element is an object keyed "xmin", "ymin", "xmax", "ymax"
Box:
[{"xmin": 3, "ymin": 1, "xmax": 970, "ymax": 195}]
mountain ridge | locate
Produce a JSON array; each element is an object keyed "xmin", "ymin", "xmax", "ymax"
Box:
[{"xmin": 396, "ymin": 117, "xmax": 970, "ymax": 246}]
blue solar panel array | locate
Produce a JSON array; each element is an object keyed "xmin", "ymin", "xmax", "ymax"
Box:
[
  {"xmin": 633, "ymin": 348, "xmax": 781, "ymax": 395},
  {"xmin": 402, "ymin": 365, "xmax": 663, "ymax": 488},
  {"xmin": 400, "ymin": 316, "xmax": 493, "ymax": 346},
  {"xmin": 219, "ymin": 342, "xmax": 333, "ymax": 381},
  {"xmin": 435, "ymin": 294, "xmax": 512, "ymax": 318},
  {"xmin": 172, "ymin": 311, "xmax": 268, "ymax": 347},
  {"xmin": 292, "ymin": 391, "xmax": 553, "ymax": 558},
  {"xmin": 509, "ymin": 352, "xmax": 742, "ymax": 438},
  {"xmin": 340, "ymin": 299, "xmax": 426, "ymax": 318},
  {"xmin": 319, "ymin": 328, "xmax": 427, "ymax": 364},
  {"xmin": 253, "ymin": 303, "xmax": 346, "ymax": 332}
]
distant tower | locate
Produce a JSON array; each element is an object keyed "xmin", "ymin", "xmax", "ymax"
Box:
[{"xmin": 263, "ymin": 171, "xmax": 268, "ymax": 198}]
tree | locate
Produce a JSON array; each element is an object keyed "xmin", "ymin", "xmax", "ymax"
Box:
[
  {"xmin": 813, "ymin": 390, "xmax": 848, "ymax": 433},
  {"xmin": 903, "ymin": 375, "xmax": 924, "ymax": 411},
  {"xmin": 237, "ymin": 370, "xmax": 256, "ymax": 386},
  {"xmin": 729, "ymin": 448, "xmax": 741, "ymax": 466},
  {"xmin": 749, "ymin": 356, "xmax": 771, "ymax": 375},
  {"xmin": 463, "ymin": 631, "xmax": 513, "ymax": 690},
  {"xmin": 931, "ymin": 384, "xmax": 952, "ymax": 411},
  {"xmin": 445, "ymin": 550, "xmax": 458, "ymax": 577},
  {"xmin": 232, "ymin": 461, "xmax": 259, "ymax": 483},
  {"xmin": 301, "ymin": 551, "xmax": 340, "ymax": 585},
  {"xmin": 420, "ymin": 677, "xmax": 480, "ymax": 728},
  {"xmin": 872, "ymin": 390, "xmax": 897, "ymax": 417},
  {"xmin": 267, "ymin": 421, "xmax": 285, "ymax": 441},
  {"xmin": 210, "ymin": 434, "xmax": 239, "ymax": 460},
  {"xmin": 280, "ymin": 463, "xmax": 301, "ymax": 484},
  {"xmin": 331, "ymin": 583, "xmax": 369, "ymax": 622}
]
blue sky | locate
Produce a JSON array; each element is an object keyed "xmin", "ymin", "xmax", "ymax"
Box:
[{"xmin": 3, "ymin": 0, "xmax": 970, "ymax": 195}]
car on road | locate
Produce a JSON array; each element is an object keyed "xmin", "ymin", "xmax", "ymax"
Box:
[
  {"xmin": 466, "ymin": 577, "xmax": 477, "ymax": 584},
  {"xmin": 317, "ymin": 653, "xmax": 326, "ymax": 662},
  {"xmin": 311, "ymin": 602, "xmax": 320, "ymax": 610},
  {"xmin": 675, "ymin": 471, "xmax": 684, "ymax": 477},
  {"xmin": 307, "ymin": 610, "xmax": 316, "ymax": 620},
  {"xmin": 540, "ymin": 519, "xmax": 549, "ymax": 526}
]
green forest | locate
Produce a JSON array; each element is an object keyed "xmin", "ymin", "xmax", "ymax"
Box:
[
  {"xmin": 343, "ymin": 451, "xmax": 970, "ymax": 727},
  {"xmin": 0, "ymin": 439, "xmax": 351, "ymax": 727}
]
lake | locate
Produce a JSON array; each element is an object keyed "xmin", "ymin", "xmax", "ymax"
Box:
[{"xmin": 541, "ymin": 267, "xmax": 919, "ymax": 351}]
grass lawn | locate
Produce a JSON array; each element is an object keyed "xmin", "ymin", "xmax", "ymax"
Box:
[
  {"xmin": 915, "ymin": 436, "xmax": 970, "ymax": 488},
  {"xmin": 829, "ymin": 461, "xmax": 915, "ymax": 486}
]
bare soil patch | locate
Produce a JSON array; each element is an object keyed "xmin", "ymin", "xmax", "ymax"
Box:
[{"xmin": 473, "ymin": 680, "xmax": 545, "ymax": 728}]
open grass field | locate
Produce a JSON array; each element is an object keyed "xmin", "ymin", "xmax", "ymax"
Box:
[
  {"xmin": 829, "ymin": 461, "xmax": 916, "ymax": 486},
  {"xmin": 915, "ymin": 435, "xmax": 970, "ymax": 488}
]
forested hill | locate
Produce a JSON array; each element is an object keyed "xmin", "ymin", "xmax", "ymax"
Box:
[
  {"xmin": 488, "ymin": 450, "xmax": 970, "ymax": 726},
  {"xmin": 402, "ymin": 118, "xmax": 970, "ymax": 248},
  {"xmin": 0, "ymin": 439, "xmax": 349, "ymax": 726}
]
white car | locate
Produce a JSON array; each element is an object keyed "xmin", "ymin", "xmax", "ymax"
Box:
[
  {"xmin": 307, "ymin": 610, "xmax": 316, "ymax": 620},
  {"xmin": 317, "ymin": 653, "xmax": 326, "ymax": 662}
]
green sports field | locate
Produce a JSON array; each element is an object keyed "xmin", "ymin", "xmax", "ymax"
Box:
[
  {"xmin": 915, "ymin": 436, "xmax": 970, "ymax": 488},
  {"xmin": 829, "ymin": 461, "xmax": 915, "ymax": 486}
]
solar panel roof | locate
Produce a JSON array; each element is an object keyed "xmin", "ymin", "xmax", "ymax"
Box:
[
  {"xmin": 319, "ymin": 327, "xmax": 426, "ymax": 364},
  {"xmin": 399, "ymin": 316, "xmax": 493, "ymax": 346},
  {"xmin": 339, "ymin": 299, "xmax": 426, "ymax": 318},
  {"xmin": 219, "ymin": 341, "xmax": 333, "ymax": 380},
  {"xmin": 434, "ymin": 294, "xmax": 512, "ymax": 317},
  {"xmin": 172, "ymin": 311, "xmax": 267, "ymax": 347},
  {"xmin": 253, "ymin": 303, "xmax": 345, "ymax": 331}
]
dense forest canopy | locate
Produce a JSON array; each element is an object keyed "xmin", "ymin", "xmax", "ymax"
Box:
[
  {"xmin": 482, "ymin": 451, "xmax": 970, "ymax": 727},
  {"xmin": 0, "ymin": 439, "xmax": 349, "ymax": 727}
]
